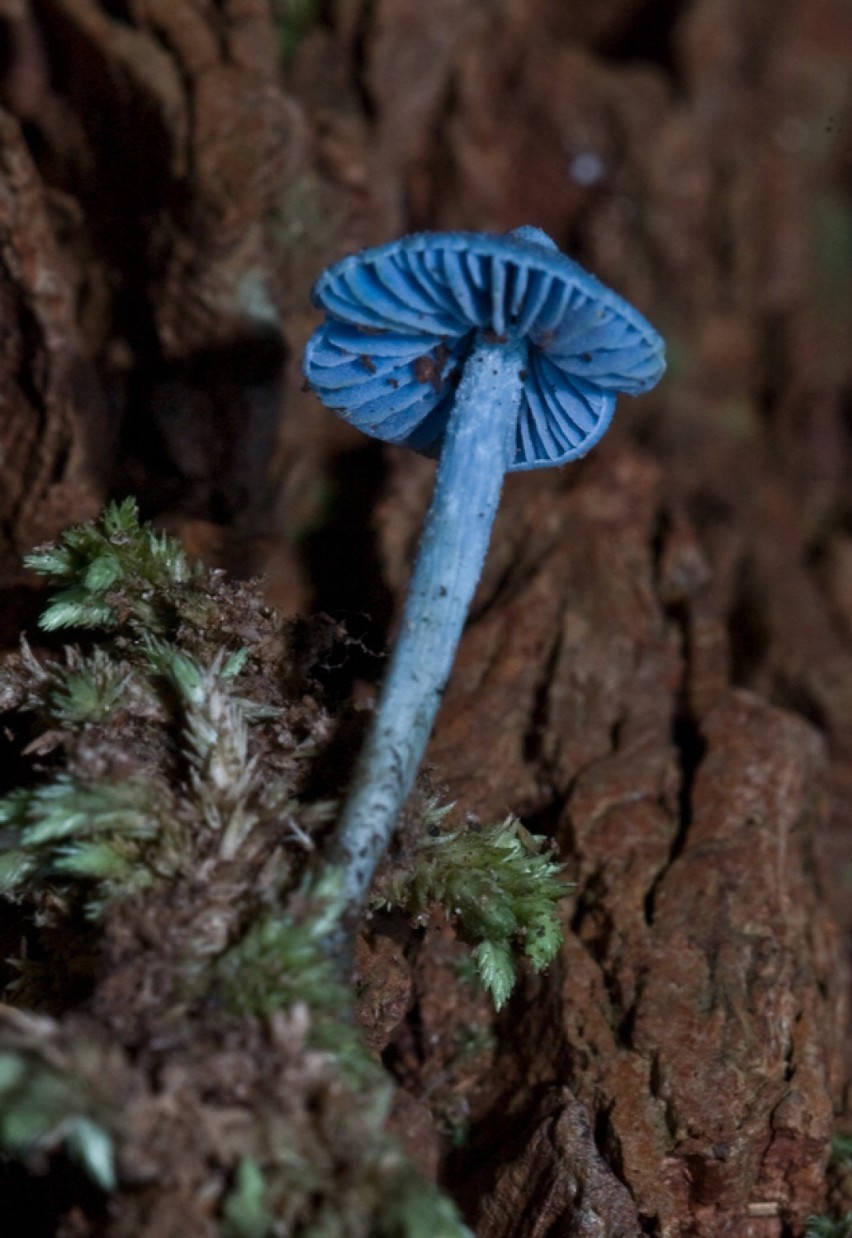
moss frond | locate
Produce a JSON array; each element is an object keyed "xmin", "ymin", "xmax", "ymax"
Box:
[
  {"xmin": 805, "ymin": 1216, "xmax": 852, "ymax": 1237},
  {"xmin": 221, "ymin": 1158, "xmax": 275, "ymax": 1238},
  {"xmin": 47, "ymin": 648, "xmax": 134, "ymax": 727},
  {"xmin": 373, "ymin": 1170, "xmax": 475, "ymax": 1238},
  {"xmin": 25, "ymin": 497, "xmax": 198, "ymax": 634},
  {"xmin": 212, "ymin": 873, "xmax": 349, "ymax": 1022},
  {"xmin": 376, "ymin": 812, "xmax": 571, "ymax": 1010},
  {"xmin": 142, "ymin": 636, "xmax": 261, "ymax": 849},
  {"xmin": 0, "ymin": 1015, "xmax": 116, "ymax": 1191},
  {"xmin": 0, "ymin": 776, "xmax": 173, "ymax": 908}
]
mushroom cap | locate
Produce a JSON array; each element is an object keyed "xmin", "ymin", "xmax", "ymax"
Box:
[{"xmin": 303, "ymin": 228, "xmax": 666, "ymax": 471}]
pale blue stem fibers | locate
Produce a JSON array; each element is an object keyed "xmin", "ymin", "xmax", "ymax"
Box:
[{"xmin": 332, "ymin": 335, "xmax": 527, "ymax": 926}]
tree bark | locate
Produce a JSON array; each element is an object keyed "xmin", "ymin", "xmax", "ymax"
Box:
[{"xmin": 0, "ymin": 0, "xmax": 850, "ymax": 1233}]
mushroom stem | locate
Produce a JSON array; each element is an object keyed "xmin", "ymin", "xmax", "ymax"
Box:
[{"xmin": 331, "ymin": 334, "xmax": 527, "ymax": 940}]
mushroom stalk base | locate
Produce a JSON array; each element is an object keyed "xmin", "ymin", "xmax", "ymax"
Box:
[{"xmin": 331, "ymin": 335, "xmax": 527, "ymax": 951}]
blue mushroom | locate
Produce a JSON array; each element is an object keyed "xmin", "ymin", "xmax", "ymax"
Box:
[{"xmin": 303, "ymin": 226, "xmax": 665, "ymax": 944}]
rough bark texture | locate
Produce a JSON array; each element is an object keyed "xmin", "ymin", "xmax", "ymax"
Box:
[
  {"xmin": 1, "ymin": 0, "xmax": 851, "ymax": 1234},
  {"xmin": 0, "ymin": 107, "xmax": 102, "ymax": 579}
]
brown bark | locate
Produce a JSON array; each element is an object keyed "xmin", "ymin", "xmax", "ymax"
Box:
[
  {"xmin": 0, "ymin": 106, "xmax": 102, "ymax": 574},
  {"xmin": 1, "ymin": 0, "xmax": 851, "ymax": 1233}
]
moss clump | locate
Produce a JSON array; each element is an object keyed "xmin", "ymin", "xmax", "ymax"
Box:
[
  {"xmin": 25, "ymin": 496, "xmax": 199, "ymax": 634},
  {"xmin": 0, "ymin": 500, "xmax": 472, "ymax": 1237},
  {"xmin": 374, "ymin": 803, "xmax": 571, "ymax": 1010}
]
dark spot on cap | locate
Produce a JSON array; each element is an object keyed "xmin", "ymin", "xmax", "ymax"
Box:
[
  {"xmin": 413, "ymin": 343, "xmax": 450, "ymax": 392},
  {"xmin": 360, "ymin": 354, "xmax": 377, "ymax": 373}
]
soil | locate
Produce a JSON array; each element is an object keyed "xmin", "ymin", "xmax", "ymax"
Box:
[{"xmin": 1, "ymin": 1, "xmax": 852, "ymax": 1234}]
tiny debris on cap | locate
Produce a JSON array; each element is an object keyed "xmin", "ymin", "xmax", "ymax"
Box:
[{"xmin": 303, "ymin": 228, "xmax": 666, "ymax": 471}]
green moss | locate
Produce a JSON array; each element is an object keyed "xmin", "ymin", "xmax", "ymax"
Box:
[
  {"xmin": 0, "ymin": 776, "xmax": 170, "ymax": 907},
  {"xmin": 272, "ymin": 0, "xmax": 323, "ymax": 65},
  {"xmin": 805, "ymin": 1216, "xmax": 852, "ymax": 1238},
  {"xmin": 25, "ymin": 497, "xmax": 200, "ymax": 634},
  {"xmin": 0, "ymin": 1039, "xmax": 116, "ymax": 1190},
  {"xmin": 0, "ymin": 501, "xmax": 476, "ymax": 1237},
  {"xmin": 0, "ymin": 505, "xmax": 300, "ymax": 912},
  {"xmin": 375, "ymin": 807, "xmax": 571, "ymax": 1010},
  {"xmin": 47, "ymin": 647, "xmax": 133, "ymax": 726},
  {"xmin": 211, "ymin": 873, "xmax": 350, "ymax": 1021},
  {"xmin": 221, "ymin": 1159, "xmax": 275, "ymax": 1238}
]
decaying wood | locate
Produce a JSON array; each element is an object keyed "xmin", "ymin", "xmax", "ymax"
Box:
[
  {"xmin": 0, "ymin": 0, "xmax": 851, "ymax": 1233},
  {"xmin": 0, "ymin": 106, "xmax": 101, "ymax": 571}
]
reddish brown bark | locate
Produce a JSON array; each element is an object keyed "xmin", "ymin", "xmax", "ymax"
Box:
[{"xmin": 1, "ymin": 0, "xmax": 851, "ymax": 1233}]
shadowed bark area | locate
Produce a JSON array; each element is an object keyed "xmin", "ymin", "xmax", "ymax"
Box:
[{"xmin": 0, "ymin": 0, "xmax": 851, "ymax": 1234}]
